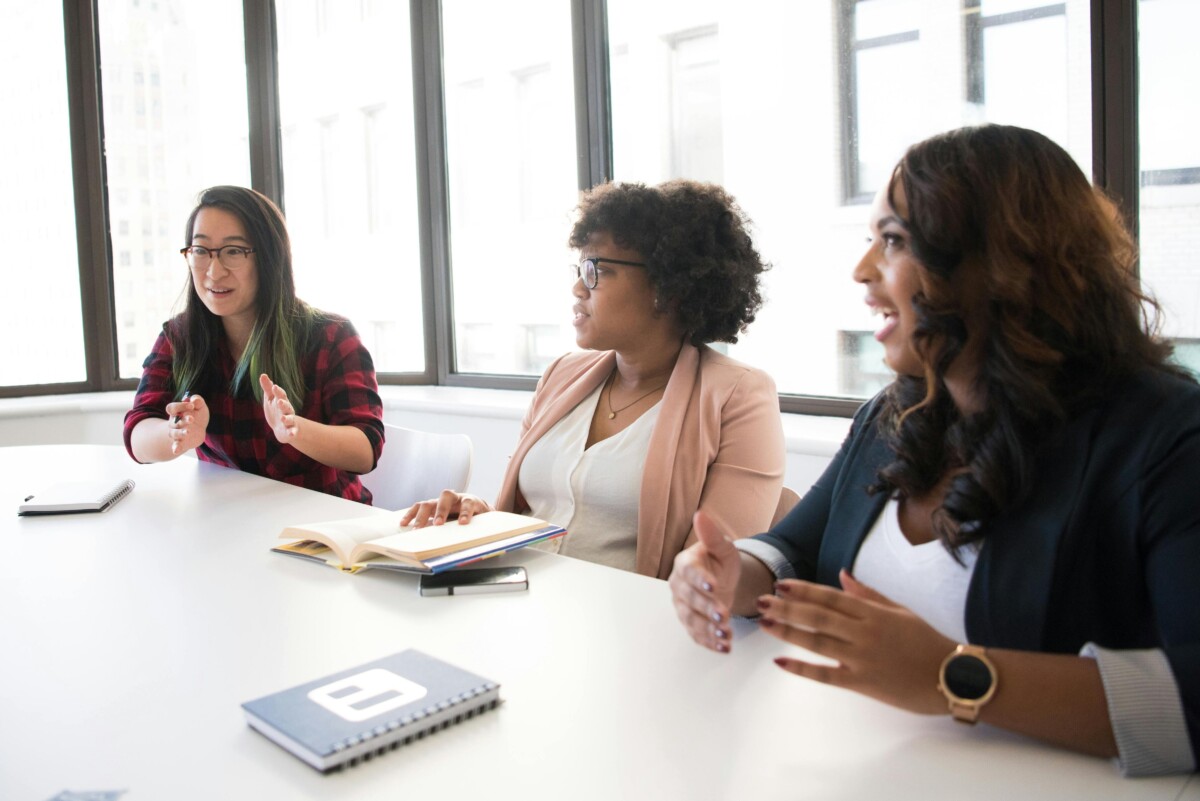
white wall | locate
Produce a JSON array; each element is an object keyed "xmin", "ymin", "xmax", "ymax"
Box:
[{"xmin": 0, "ymin": 387, "xmax": 847, "ymax": 502}]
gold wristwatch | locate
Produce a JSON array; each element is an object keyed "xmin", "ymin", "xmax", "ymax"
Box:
[{"xmin": 937, "ymin": 644, "xmax": 998, "ymax": 724}]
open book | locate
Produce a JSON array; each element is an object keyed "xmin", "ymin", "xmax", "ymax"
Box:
[{"xmin": 273, "ymin": 510, "xmax": 565, "ymax": 574}]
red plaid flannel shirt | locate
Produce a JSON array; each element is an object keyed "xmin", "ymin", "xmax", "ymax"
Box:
[{"xmin": 124, "ymin": 315, "xmax": 385, "ymax": 504}]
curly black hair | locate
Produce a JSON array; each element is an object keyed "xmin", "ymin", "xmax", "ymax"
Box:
[{"xmin": 567, "ymin": 180, "xmax": 767, "ymax": 346}]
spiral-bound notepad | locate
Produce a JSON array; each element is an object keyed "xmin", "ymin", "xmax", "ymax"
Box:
[
  {"xmin": 18, "ymin": 479, "xmax": 135, "ymax": 516},
  {"xmin": 242, "ymin": 649, "xmax": 501, "ymax": 773}
]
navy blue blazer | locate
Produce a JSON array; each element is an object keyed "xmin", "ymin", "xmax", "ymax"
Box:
[{"xmin": 756, "ymin": 369, "xmax": 1200, "ymax": 763}]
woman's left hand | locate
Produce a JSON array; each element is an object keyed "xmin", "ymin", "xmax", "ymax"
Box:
[
  {"xmin": 758, "ymin": 569, "xmax": 954, "ymax": 716},
  {"xmin": 260, "ymin": 373, "xmax": 300, "ymax": 442}
]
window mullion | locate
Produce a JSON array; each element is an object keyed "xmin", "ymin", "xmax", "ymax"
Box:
[
  {"xmin": 244, "ymin": 0, "xmax": 285, "ymax": 207},
  {"xmin": 572, "ymin": 0, "xmax": 612, "ymax": 189},
  {"xmin": 64, "ymin": 0, "xmax": 117, "ymax": 393},
  {"xmin": 1091, "ymin": 0, "xmax": 1139, "ymax": 239},
  {"xmin": 412, "ymin": 0, "xmax": 452, "ymax": 384}
]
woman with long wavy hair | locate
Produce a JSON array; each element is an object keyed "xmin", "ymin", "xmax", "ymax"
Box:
[
  {"xmin": 124, "ymin": 186, "xmax": 384, "ymax": 503},
  {"xmin": 670, "ymin": 125, "xmax": 1199, "ymax": 775}
]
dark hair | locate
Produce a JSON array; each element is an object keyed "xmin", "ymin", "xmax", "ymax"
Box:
[
  {"xmin": 875, "ymin": 124, "xmax": 1189, "ymax": 549},
  {"xmin": 568, "ymin": 180, "xmax": 767, "ymax": 346},
  {"xmin": 171, "ymin": 185, "xmax": 321, "ymax": 405}
]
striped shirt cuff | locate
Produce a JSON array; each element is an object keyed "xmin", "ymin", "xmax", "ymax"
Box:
[
  {"xmin": 1080, "ymin": 643, "xmax": 1196, "ymax": 776},
  {"xmin": 733, "ymin": 538, "xmax": 797, "ymax": 581}
]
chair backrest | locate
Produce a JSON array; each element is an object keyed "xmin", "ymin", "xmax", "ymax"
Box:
[
  {"xmin": 360, "ymin": 424, "xmax": 474, "ymax": 511},
  {"xmin": 770, "ymin": 486, "xmax": 801, "ymax": 528}
]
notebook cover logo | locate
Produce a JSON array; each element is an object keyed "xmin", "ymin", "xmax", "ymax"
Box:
[{"xmin": 307, "ymin": 668, "xmax": 428, "ymax": 723}]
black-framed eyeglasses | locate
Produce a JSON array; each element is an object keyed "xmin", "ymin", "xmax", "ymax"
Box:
[
  {"xmin": 180, "ymin": 245, "xmax": 256, "ymax": 270},
  {"xmin": 572, "ymin": 257, "xmax": 647, "ymax": 289}
]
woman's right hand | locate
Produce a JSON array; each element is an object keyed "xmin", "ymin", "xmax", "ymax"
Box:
[
  {"xmin": 669, "ymin": 511, "xmax": 742, "ymax": 653},
  {"xmin": 399, "ymin": 491, "xmax": 493, "ymax": 528},
  {"xmin": 164, "ymin": 394, "xmax": 209, "ymax": 456}
]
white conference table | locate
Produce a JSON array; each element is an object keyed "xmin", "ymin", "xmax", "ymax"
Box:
[{"xmin": 1, "ymin": 445, "xmax": 1195, "ymax": 801}]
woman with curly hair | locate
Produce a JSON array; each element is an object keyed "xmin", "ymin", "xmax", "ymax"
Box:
[
  {"xmin": 124, "ymin": 186, "xmax": 385, "ymax": 502},
  {"xmin": 670, "ymin": 125, "xmax": 1199, "ymax": 774},
  {"xmin": 402, "ymin": 179, "xmax": 785, "ymax": 577}
]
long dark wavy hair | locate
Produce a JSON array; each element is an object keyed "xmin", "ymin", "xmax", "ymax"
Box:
[
  {"xmin": 875, "ymin": 124, "xmax": 1190, "ymax": 549},
  {"xmin": 568, "ymin": 179, "xmax": 767, "ymax": 346},
  {"xmin": 170, "ymin": 186, "xmax": 322, "ymax": 406}
]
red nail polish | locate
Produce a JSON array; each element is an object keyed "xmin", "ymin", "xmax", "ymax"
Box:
[
  {"xmin": 773, "ymin": 657, "xmax": 788, "ymax": 668},
  {"xmin": 759, "ymin": 618, "xmax": 775, "ymax": 629}
]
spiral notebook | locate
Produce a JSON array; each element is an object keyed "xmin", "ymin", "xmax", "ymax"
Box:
[
  {"xmin": 18, "ymin": 479, "xmax": 135, "ymax": 516},
  {"xmin": 242, "ymin": 649, "xmax": 501, "ymax": 773}
]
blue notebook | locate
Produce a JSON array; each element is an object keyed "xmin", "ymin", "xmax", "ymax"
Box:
[{"xmin": 242, "ymin": 649, "xmax": 500, "ymax": 773}]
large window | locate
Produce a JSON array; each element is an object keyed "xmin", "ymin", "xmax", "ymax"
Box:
[
  {"xmin": 442, "ymin": 0, "xmax": 578, "ymax": 376},
  {"xmin": 98, "ymin": 0, "xmax": 252, "ymax": 379},
  {"xmin": 5, "ymin": 0, "xmax": 1198, "ymax": 416},
  {"xmin": 1137, "ymin": 0, "xmax": 1200, "ymax": 376},
  {"xmin": 277, "ymin": 0, "xmax": 425, "ymax": 373},
  {"xmin": 604, "ymin": 0, "xmax": 1091, "ymax": 399},
  {"xmin": 0, "ymin": 4, "xmax": 86, "ymax": 387}
]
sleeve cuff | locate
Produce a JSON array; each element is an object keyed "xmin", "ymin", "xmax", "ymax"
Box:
[
  {"xmin": 1079, "ymin": 643, "xmax": 1196, "ymax": 776},
  {"xmin": 733, "ymin": 537, "xmax": 797, "ymax": 581}
]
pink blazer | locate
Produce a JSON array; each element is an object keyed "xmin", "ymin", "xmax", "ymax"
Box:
[{"xmin": 495, "ymin": 344, "xmax": 785, "ymax": 579}]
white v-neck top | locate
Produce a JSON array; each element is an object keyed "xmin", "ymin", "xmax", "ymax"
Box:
[
  {"xmin": 518, "ymin": 383, "xmax": 660, "ymax": 573},
  {"xmin": 851, "ymin": 496, "xmax": 979, "ymax": 643}
]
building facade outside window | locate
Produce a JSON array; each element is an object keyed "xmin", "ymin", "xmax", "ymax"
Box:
[
  {"xmin": 277, "ymin": 0, "xmax": 426, "ymax": 374},
  {"xmin": 6, "ymin": 1, "xmax": 1199, "ymax": 405},
  {"xmin": 1137, "ymin": 0, "xmax": 1200, "ymax": 376},
  {"xmin": 98, "ymin": 0, "xmax": 252, "ymax": 380}
]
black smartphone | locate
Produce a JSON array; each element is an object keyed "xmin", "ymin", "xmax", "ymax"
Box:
[{"xmin": 419, "ymin": 566, "xmax": 529, "ymax": 596}]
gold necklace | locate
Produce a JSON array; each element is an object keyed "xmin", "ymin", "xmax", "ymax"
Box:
[{"xmin": 605, "ymin": 370, "xmax": 667, "ymax": 419}]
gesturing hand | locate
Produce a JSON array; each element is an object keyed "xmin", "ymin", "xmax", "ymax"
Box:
[
  {"xmin": 758, "ymin": 570, "xmax": 954, "ymax": 715},
  {"xmin": 669, "ymin": 510, "xmax": 742, "ymax": 653},
  {"xmin": 260, "ymin": 373, "xmax": 299, "ymax": 442},
  {"xmin": 164, "ymin": 394, "xmax": 210, "ymax": 455},
  {"xmin": 399, "ymin": 491, "xmax": 493, "ymax": 528}
]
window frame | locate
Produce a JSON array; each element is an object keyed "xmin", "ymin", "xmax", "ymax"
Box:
[
  {"xmin": 837, "ymin": 0, "xmax": 921, "ymax": 207},
  {"xmin": 5, "ymin": 0, "xmax": 1145, "ymax": 418}
]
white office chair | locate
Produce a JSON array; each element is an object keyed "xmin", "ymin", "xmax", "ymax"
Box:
[
  {"xmin": 360, "ymin": 423, "xmax": 474, "ymax": 511},
  {"xmin": 771, "ymin": 486, "xmax": 801, "ymax": 527}
]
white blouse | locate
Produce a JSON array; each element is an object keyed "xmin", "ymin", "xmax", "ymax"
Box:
[
  {"xmin": 518, "ymin": 383, "xmax": 660, "ymax": 572},
  {"xmin": 850, "ymin": 496, "xmax": 979, "ymax": 643}
]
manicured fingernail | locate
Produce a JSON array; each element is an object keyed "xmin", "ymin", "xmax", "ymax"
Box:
[
  {"xmin": 701, "ymin": 581, "xmax": 713, "ymax": 592},
  {"xmin": 759, "ymin": 618, "xmax": 775, "ymax": 629},
  {"xmin": 774, "ymin": 582, "xmax": 790, "ymax": 595},
  {"xmin": 773, "ymin": 657, "xmax": 788, "ymax": 668},
  {"xmin": 716, "ymin": 643, "xmax": 729, "ymax": 653},
  {"xmin": 714, "ymin": 627, "xmax": 727, "ymax": 639},
  {"xmin": 756, "ymin": 597, "xmax": 770, "ymax": 611}
]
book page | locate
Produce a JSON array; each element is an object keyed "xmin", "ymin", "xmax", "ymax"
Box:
[
  {"xmin": 358, "ymin": 511, "xmax": 548, "ymax": 562},
  {"xmin": 278, "ymin": 511, "xmax": 404, "ymax": 564}
]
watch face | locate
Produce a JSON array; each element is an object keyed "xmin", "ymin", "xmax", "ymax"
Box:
[{"xmin": 944, "ymin": 654, "xmax": 993, "ymax": 700}]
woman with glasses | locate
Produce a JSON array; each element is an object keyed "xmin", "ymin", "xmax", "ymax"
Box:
[
  {"xmin": 402, "ymin": 180, "xmax": 785, "ymax": 578},
  {"xmin": 670, "ymin": 125, "xmax": 1200, "ymax": 775},
  {"xmin": 124, "ymin": 185, "xmax": 384, "ymax": 503}
]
